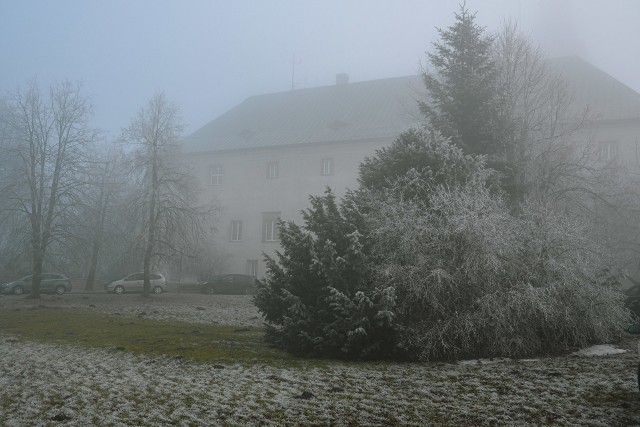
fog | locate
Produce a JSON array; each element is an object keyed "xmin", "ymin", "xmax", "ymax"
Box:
[{"xmin": 1, "ymin": 0, "xmax": 638, "ymax": 138}]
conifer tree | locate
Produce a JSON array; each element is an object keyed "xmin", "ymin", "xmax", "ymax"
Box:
[
  {"xmin": 254, "ymin": 189, "xmax": 397, "ymax": 359},
  {"xmin": 420, "ymin": 3, "xmax": 509, "ymax": 161}
]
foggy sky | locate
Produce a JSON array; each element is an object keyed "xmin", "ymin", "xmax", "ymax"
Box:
[{"xmin": 1, "ymin": 0, "xmax": 638, "ymax": 140}]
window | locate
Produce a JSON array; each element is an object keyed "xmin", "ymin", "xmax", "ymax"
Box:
[
  {"xmin": 266, "ymin": 161, "xmax": 279, "ymax": 179},
  {"xmin": 321, "ymin": 158, "xmax": 334, "ymax": 176},
  {"xmin": 246, "ymin": 260, "xmax": 258, "ymax": 277},
  {"xmin": 598, "ymin": 141, "xmax": 619, "ymax": 162},
  {"xmin": 230, "ymin": 220, "xmax": 242, "ymax": 241},
  {"xmin": 210, "ymin": 164, "xmax": 223, "ymax": 185},
  {"xmin": 262, "ymin": 212, "xmax": 280, "ymax": 242}
]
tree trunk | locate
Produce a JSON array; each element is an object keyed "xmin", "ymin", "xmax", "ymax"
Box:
[
  {"xmin": 85, "ymin": 241, "xmax": 100, "ymax": 291},
  {"xmin": 29, "ymin": 255, "xmax": 43, "ymax": 299},
  {"xmin": 85, "ymin": 185, "xmax": 108, "ymax": 291},
  {"xmin": 143, "ymin": 249, "xmax": 152, "ymax": 297},
  {"xmin": 142, "ymin": 139, "xmax": 159, "ymax": 298}
]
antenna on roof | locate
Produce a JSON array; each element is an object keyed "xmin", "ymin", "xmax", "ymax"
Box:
[{"xmin": 291, "ymin": 54, "xmax": 302, "ymax": 90}]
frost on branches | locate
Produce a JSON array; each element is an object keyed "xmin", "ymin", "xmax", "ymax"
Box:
[
  {"xmin": 256, "ymin": 129, "xmax": 629, "ymax": 361},
  {"xmin": 364, "ymin": 176, "xmax": 629, "ymax": 361}
]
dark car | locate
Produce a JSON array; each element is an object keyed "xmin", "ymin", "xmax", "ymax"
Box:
[
  {"xmin": 0, "ymin": 274, "xmax": 72, "ymax": 295},
  {"xmin": 198, "ymin": 274, "xmax": 257, "ymax": 295}
]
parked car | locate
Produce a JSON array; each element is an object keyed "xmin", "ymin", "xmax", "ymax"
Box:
[
  {"xmin": 105, "ymin": 272, "xmax": 167, "ymax": 294},
  {"xmin": 198, "ymin": 274, "xmax": 257, "ymax": 295},
  {"xmin": 0, "ymin": 274, "xmax": 72, "ymax": 295}
]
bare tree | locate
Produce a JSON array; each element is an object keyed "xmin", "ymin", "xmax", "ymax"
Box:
[
  {"xmin": 81, "ymin": 145, "xmax": 127, "ymax": 290},
  {"xmin": 0, "ymin": 80, "xmax": 96, "ymax": 298},
  {"xmin": 123, "ymin": 92, "xmax": 218, "ymax": 297},
  {"xmin": 0, "ymin": 99, "xmax": 29, "ymax": 278},
  {"xmin": 493, "ymin": 21, "xmax": 619, "ymax": 207},
  {"xmin": 493, "ymin": 21, "xmax": 640, "ymax": 275}
]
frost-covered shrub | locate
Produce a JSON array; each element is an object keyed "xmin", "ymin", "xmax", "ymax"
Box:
[
  {"xmin": 359, "ymin": 128, "xmax": 495, "ymax": 198},
  {"xmin": 363, "ymin": 176, "xmax": 629, "ymax": 361},
  {"xmin": 254, "ymin": 189, "xmax": 397, "ymax": 359},
  {"xmin": 256, "ymin": 128, "xmax": 628, "ymax": 362}
]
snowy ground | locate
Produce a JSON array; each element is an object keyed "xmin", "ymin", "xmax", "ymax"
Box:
[{"xmin": 1, "ymin": 293, "xmax": 640, "ymax": 426}]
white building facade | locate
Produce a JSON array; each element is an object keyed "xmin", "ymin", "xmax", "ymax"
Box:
[{"xmin": 181, "ymin": 58, "xmax": 640, "ymax": 278}]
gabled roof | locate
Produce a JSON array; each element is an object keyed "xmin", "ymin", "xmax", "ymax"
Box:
[
  {"xmin": 181, "ymin": 75, "xmax": 424, "ymax": 153},
  {"xmin": 549, "ymin": 56, "xmax": 640, "ymax": 122},
  {"xmin": 182, "ymin": 57, "xmax": 640, "ymax": 153}
]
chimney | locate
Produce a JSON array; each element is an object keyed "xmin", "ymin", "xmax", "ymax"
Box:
[{"xmin": 336, "ymin": 73, "xmax": 349, "ymax": 86}]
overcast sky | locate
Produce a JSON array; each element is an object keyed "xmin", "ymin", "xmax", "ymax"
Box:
[{"xmin": 1, "ymin": 0, "xmax": 639, "ymax": 140}]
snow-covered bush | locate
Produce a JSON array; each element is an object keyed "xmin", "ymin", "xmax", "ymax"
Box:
[
  {"xmin": 359, "ymin": 128, "xmax": 494, "ymax": 198},
  {"xmin": 363, "ymin": 176, "xmax": 630, "ymax": 361},
  {"xmin": 254, "ymin": 190, "xmax": 397, "ymax": 359},
  {"xmin": 256, "ymin": 128, "xmax": 628, "ymax": 361}
]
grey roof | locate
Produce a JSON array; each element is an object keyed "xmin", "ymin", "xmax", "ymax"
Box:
[
  {"xmin": 182, "ymin": 57, "xmax": 640, "ymax": 153},
  {"xmin": 181, "ymin": 75, "xmax": 424, "ymax": 153},
  {"xmin": 549, "ymin": 56, "xmax": 640, "ymax": 121}
]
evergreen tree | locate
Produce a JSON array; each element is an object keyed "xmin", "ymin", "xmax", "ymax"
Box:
[
  {"xmin": 254, "ymin": 189, "xmax": 397, "ymax": 359},
  {"xmin": 254, "ymin": 5, "xmax": 628, "ymax": 362},
  {"xmin": 420, "ymin": 3, "xmax": 509, "ymax": 161}
]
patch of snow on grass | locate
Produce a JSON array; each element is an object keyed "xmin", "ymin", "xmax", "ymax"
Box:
[{"xmin": 574, "ymin": 344, "xmax": 628, "ymax": 357}]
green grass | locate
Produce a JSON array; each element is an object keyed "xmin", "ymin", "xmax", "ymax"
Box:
[{"xmin": 0, "ymin": 306, "xmax": 304, "ymax": 366}]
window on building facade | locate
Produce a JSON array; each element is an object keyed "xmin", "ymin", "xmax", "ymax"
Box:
[
  {"xmin": 230, "ymin": 220, "xmax": 242, "ymax": 241},
  {"xmin": 598, "ymin": 141, "xmax": 619, "ymax": 162},
  {"xmin": 210, "ymin": 164, "xmax": 223, "ymax": 185},
  {"xmin": 266, "ymin": 161, "xmax": 279, "ymax": 179},
  {"xmin": 262, "ymin": 212, "xmax": 280, "ymax": 242},
  {"xmin": 246, "ymin": 260, "xmax": 258, "ymax": 277},
  {"xmin": 321, "ymin": 158, "xmax": 334, "ymax": 176}
]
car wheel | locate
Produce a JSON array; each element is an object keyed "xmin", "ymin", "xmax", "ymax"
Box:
[
  {"xmin": 55, "ymin": 285, "xmax": 66, "ymax": 295},
  {"xmin": 152, "ymin": 286, "xmax": 163, "ymax": 295},
  {"xmin": 13, "ymin": 286, "xmax": 24, "ymax": 295},
  {"xmin": 114, "ymin": 285, "xmax": 125, "ymax": 295}
]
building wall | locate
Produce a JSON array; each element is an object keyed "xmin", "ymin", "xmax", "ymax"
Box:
[
  {"xmin": 183, "ymin": 138, "xmax": 393, "ymax": 277},
  {"xmin": 181, "ymin": 117, "xmax": 640, "ymax": 280},
  {"xmin": 589, "ymin": 119, "xmax": 640, "ymax": 167},
  {"xmin": 589, "ymin": 119, "xmax": 640, "ymax": 279}
]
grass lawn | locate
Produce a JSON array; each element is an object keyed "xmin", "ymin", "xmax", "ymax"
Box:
[
  {"xmin": 0, "ymin": 306, "xmax": 298, "ymax": 365},
  {"xmin": 2, "ymin": 303, "xmax": 640, "ymax": 425}
]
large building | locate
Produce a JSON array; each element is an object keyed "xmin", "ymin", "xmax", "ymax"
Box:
[{"xmin": 181, "ymin": 57, "xmax": 640, "ymax": 278}]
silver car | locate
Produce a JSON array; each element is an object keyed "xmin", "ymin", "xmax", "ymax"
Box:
[
  {"xmin": 105, "ymin": 272, "xmax": 167, "ymax": 294},
  {"xmin": 0, "ymin": 274, "xmax": 72, "ymax": 295}
]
